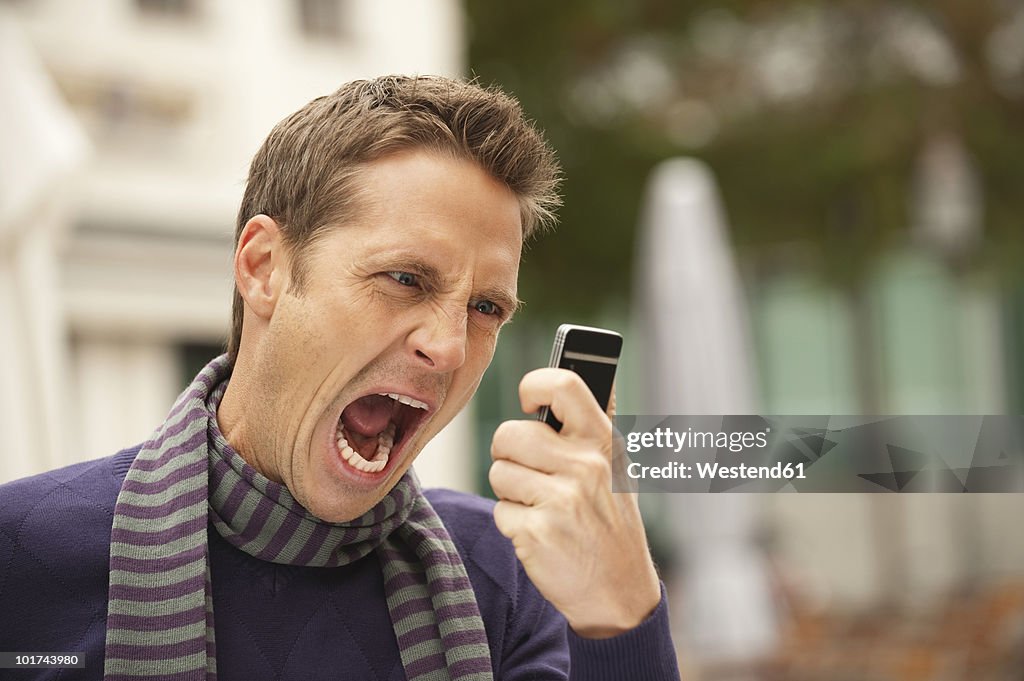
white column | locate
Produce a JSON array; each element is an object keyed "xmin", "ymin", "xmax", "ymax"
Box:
[
  {"xmin": 413, "ymin": 405, "xmax": 476, "ymax": 493},
  {"xmin": 72, "ymin": 338, "xmax": 181, "ymax": 463},
  {"xmin": 635, "ymin": 159, "xmax": 778, "ymax": 669},
  {"xmin": 0, "ymin": 13, "xmax": 88, "ymax": 484}
]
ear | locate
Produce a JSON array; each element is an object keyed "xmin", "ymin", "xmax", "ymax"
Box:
[{"xmin": 234, "ymin": 215, "xmax": 289, "ymax": 321}]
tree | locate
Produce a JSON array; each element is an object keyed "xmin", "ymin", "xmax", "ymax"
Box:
[{"xmin": 467, "ymin": 0, "xmax": 1024, "ymax": 317}]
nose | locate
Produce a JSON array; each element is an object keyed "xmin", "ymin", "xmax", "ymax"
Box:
[{"xmin": 408, "ymin": 304, "xmax": 468, "ymax": 372}]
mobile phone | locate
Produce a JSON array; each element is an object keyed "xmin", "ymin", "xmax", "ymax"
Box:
[{"xmin": 538, "ymin": 324, "xmax": 623, "ymax": 432}]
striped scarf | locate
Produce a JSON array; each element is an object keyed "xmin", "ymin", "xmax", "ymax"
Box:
[{"xmin": 103, "ymin": 355, "xmax": 493, "ymax": 681}]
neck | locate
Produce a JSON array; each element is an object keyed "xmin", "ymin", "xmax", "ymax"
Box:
[{"xmin": 216, "ymin": 353, "xmax": 282, "ymax": 483}]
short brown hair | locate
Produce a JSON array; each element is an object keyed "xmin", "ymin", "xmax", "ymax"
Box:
[{"xmin": 227, "ymin": 75, "xmax": 561, "ymax": 364}]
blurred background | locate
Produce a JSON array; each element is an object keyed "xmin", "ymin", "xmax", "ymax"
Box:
[{"xmin": 3, "ymin": 0, "xmax": 1024, "ymax": 678}]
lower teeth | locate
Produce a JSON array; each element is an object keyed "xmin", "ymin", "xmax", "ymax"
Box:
[{"xmin": 337, "ymin": 423, "xmax": 395, "ymax": 473}]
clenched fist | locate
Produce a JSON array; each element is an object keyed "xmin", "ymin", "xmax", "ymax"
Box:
[{"xmin": 489, "ymin": 367, "xmax": 661, "ymax": 639}]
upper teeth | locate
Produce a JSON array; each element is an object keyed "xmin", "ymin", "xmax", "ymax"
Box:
[{"xmin": 379, "ymin": 392, "xmax": 428, "ymax": 410}]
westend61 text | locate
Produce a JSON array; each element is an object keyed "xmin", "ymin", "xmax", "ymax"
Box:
[{"xmin": 626, "ymin": 460, "xmax": 807, "ymax": 480}]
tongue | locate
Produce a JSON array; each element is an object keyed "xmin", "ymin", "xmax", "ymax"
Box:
[{"xmin": 341, "ymin": 395, "xmax": 394, "ymax": 437}]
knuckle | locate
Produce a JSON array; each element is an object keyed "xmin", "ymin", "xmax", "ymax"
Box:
[
  {"xmin": 487, "ymin": 460, "xmax": 504, "ymax": 491},
  {"xmin": 519, "ymin": 369, "xmax": 544, "ymax": 401},
  {"xmin": 525, "ymin": 513, "xmax": 550, "ymax": 544},
  {"xmin": 491, "ymin": 421, "xmax": 519, "ymax": 458},
  {"xmin": 575, "ymin": 450, "xmax": 611, "ymax": 485},
  {"xmin": 578, "ymin": 449, "xmax": 608, "ymax": 474},
  {"xmin": 556, "ymin": 477, "xmax": 590, "ymax": 517},
  {"xmin": 560, "ymin": 482, "xmax": 585, "ymax": 510},
  {"xmin": 513, "ymin": 542, "xmax": 532, "ymax": 564},
  {"xmin": 493, "ymin": 500, "xmax": 513, "ymax": 536},
  {"xmin": 554, "ymin": 370, "xmax": 581, "ymax": 392}
]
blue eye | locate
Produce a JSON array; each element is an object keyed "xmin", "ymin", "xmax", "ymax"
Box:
[
  {"xmin": 474, "ymin": 300, "xmax": 500, "ymax": 316},
  {"xmin": 387, "ymin": 271, "xmax": 418, "ymax": 287}
]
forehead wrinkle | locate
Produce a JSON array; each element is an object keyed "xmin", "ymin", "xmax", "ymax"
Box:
[{"xmin": 363, "ymin": 248, "xmax": 519, "ymax": 308}]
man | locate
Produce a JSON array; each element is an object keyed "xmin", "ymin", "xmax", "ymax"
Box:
[{"xmin": 0, "ymin": 76, "xmax": 680, "ymax": 680}]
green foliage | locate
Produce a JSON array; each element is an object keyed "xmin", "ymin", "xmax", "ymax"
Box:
[{"xmin": 467, "ymin": 0, "xmax": 1024, "ymax": 316}]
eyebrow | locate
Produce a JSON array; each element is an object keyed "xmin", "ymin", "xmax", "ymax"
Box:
[
  {"xmin": 479, "ymin": 287, "xmax": 523, "ymax": 321},
  {"xmin": 372, "ymin": 256, "xmax": 522, "ymax": 319}
]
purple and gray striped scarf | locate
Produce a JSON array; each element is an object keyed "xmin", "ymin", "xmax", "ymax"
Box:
[{"xmin": 103, "ymin": 356, "xmax": 493, "ymax": 681}]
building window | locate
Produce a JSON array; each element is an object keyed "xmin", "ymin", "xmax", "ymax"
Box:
[
  {"xmin": 180, "ymin": 342, "xmax": 226, "ymax": 388},
  {"xmin": 135, "ymin": 0, "xmax": 196, "ymax": 20},
  {"xmin": 55, "ymin": 74, "xmax": 195, "ymax": 153},
  {"xmin": 297, "ymin": 0, "xmax": 348, "ymax": 40}
]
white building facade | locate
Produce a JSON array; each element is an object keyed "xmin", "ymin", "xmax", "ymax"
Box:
[{"xmin": 0, "ymin": 0, "xmax": 475, "ymax": 491}]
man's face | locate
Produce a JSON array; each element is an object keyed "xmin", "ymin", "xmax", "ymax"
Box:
[{"xmin": 243, "ymin": 150, "xmax": 523, "ymax": 522}]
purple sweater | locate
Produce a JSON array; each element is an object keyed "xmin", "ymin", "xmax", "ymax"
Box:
[{"xmin": 0, "ymin": 447, "xmax": 680, "ymax": 680}]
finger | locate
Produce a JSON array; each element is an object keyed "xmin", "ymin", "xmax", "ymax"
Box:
[
  {"xmin": 492, "ymin": 499, "xmax": 530, "ymax": 542},
  {"xmin": 491, "ymin": 419, "xmax": 567, "ymax": 474},
  {"xmin": 492, "ymin": 499, "xmax": 548, "ymax": 564},
  {"xmin": 488, "ymin": 458, "xmax": 554, "ymax": 506},
  {"xmin": 519, "ymin": 368, "xmax": 609, "ymax": 440}
]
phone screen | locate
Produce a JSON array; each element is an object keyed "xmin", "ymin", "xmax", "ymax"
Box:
[{"xmin": 554, "ymin": 352, "xmax": 617, "ymax": 413}]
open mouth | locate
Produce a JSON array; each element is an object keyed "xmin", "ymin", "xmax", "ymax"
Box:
[{"xmin": 335, "ymin": 392, "xmax": 430, "ymax": 474}]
